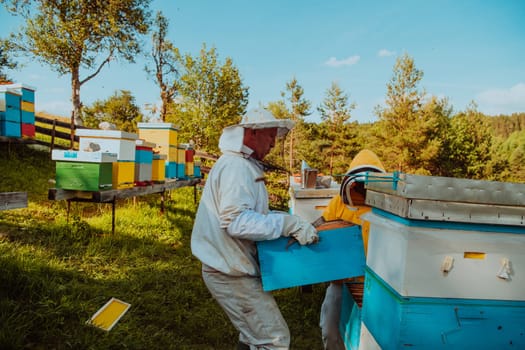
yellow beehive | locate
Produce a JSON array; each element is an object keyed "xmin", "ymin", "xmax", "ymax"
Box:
[
  {"xmin": 137, "ymin": 122, "xmax": 178, "ymax": 148},
  {"xmin": 152, "ymin": 154, "xmax": 166, "ymax": 182},
  {"xmin": 112, "ymin": 161, "xmax": 135, "ymax": 189}
]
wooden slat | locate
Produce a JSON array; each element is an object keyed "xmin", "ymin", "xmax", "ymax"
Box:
[
  {"xmin": 0, "ymin": 192, "xmax": 28, "ymax": 210},
  {"xmin": 48, "ymin": 178, "xmax": 201, "ymax": 203}
]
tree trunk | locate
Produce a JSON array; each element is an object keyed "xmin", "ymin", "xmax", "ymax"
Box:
[{"xmin": 70, "ymin": 70, "xmax": 82, "ymax": 148}]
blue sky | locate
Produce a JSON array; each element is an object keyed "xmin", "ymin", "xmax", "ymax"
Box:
[{"xmin": 2, "ymin": 0, "xmax": 525, "ymax": 123}]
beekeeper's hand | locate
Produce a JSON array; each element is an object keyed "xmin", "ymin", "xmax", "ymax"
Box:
[{"xmin": 282, "ymin": 215, "xmax": 319, "ymax": 245}]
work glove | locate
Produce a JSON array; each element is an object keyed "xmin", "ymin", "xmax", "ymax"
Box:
[{"xmin": 282, "ymin": 214, "xmax": 319, "ymax": 245}]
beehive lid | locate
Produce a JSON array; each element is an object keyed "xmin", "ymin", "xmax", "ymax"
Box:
[
  {"xmin": 135, "ymin": 139, "xmax": 156, "ymax": 148},
  {"xmin": 365, "ymin": 172, "xmax": 525, "ymax": 207},
  {"xmin": 2, "ymin": 83, "xmax": 36, "ymax": 91},
  {"xmin": 137, "ymin": 122, "xmax": 179, "ymax": 130},
  {"xmin": 76, "ymin": 129, "xmax": 138, "ymax": 140},
  {"xmin": 0, "ymin": 86, "xmax": 21, "ymax": 95}
]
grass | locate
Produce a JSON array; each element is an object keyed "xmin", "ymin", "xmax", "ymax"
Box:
[{"xmin": 0, "ymin": 142, "xmax": 326, "ymax": 349}]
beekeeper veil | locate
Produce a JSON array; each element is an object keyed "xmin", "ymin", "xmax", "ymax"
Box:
[{"xmin": 218, "ymin": 108, "xmax": 295, "ymax": 153}]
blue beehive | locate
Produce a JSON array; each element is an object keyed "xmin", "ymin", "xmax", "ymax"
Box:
[
  {"xmin": 257, "ymin": 224, "xmax": 366, "ymax": 291},
  {"xmin": 0, "ymin": 86, "xmax": 21, "ymax": 137}
]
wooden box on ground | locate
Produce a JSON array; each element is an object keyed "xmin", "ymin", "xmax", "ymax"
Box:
[{"xmin": 257, "ymin": 223, "xmax": 365, "ymax": 291}]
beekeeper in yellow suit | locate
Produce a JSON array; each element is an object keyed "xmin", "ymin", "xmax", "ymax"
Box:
[{"xmin": 316, "ymin": 149, "xmax": 386, "ymax": 350}]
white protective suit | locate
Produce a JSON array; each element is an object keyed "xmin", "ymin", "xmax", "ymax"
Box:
[{"xmin": 191, "ymin": 126, "xmax": 290, "ymax": 349}]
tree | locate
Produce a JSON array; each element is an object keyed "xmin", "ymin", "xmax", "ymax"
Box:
[
  {"xmin": 168, "ymin": 44, "xmax": 248, "ymax": 153},
  {"xmin": 445, "ymin": 103, "xmax": 494, "ymax": 179},
  {"xmin": 82, "ymin": 90, "xmax": 143, "ymax": 132},
  {"xmin": 2, "ymin": 0, "xmax": 151, "ymax": 146},
  {"xmin": 374, "ymin": 53, "xmax": 450, "ymax": 174},
  {"xmin": 268, "ymin": 77, "xmax": 311, "ymax": 175},
  {"xmin": 146, "ymin": 11, "xmax": 178, "ymax": 122},
  {"xmin": 317, "ymin": 82, "xmax": 356, "ymax": 176},
  {"xmin": 0, "ymin": 39, "xmax": 17, "ymax": 83}
]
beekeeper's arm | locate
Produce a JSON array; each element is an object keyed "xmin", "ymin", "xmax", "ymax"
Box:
[{"xmin": 218, "ymin": 164, "xmax": 317, "ymax": 244}]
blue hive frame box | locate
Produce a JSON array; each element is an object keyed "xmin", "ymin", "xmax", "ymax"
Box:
[
  {"xmin": 257, "ymin": 222, "xmax": 365, "ymax": 291},
  {"xmin": 339, "ymin": 282, "xmax": 364, "ymax": 350},
  {"xmin": 361, "ymin": 267, "xmax": 525, "ymax": 349}
]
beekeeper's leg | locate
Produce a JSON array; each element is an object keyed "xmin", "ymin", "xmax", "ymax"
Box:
[
  {"xmin": 320, "ymin": 282, "xmax": 345, "ymax": 350},
  {"xmin": 202, "ymin": 264, "xmax": 290, "ymax": 350}
]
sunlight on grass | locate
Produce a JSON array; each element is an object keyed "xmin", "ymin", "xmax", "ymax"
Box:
[{"xmin": 0, "ymin": 144, "xmax": 324, "ymax": 349}]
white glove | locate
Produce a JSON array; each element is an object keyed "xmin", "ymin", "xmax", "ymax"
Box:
[{"xmin": 282, "ymin": 215, "xmax": 319, "ymax": 245}]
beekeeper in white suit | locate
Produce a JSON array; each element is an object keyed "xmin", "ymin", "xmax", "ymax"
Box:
[{"xmin": 191, "ymin": 108, "xmax": 319, "ymax": 350}]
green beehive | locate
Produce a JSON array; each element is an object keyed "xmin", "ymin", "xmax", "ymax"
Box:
[{"xmin": 55, "ymin": 161, "xmax": 113, "ymax": 191}]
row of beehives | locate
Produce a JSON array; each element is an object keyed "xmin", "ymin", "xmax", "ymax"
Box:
[
  {"xmin": 261, "ymin": 172, "xmax": 525, "ymax": 349},
  {"xmin": 0, "ymin": 83, "xmax": 36, "ymax": 138},
  {"xmin": 51, "ymin": 123, "xmax": 201, "ymax": 192}
]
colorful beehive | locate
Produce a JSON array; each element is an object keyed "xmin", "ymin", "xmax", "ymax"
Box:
[
  {"xmin": 5, "ymin": 83, "xmax": 36, "ymax": 138},
  {"xmin": 0, "ymin": 86, "xmax": 21, "ymax": 138},
  {"xmin": 257, "ymin": 223, "xmax": 366, "ymax": 291},
  {"xmin": 52, "ymin": 150, "xmax": 116, "ymax": 191},
  {"xmin": 76, "ymin": 129, "xmax": 138, "ymax": 189},
  {"xmin": 137, "ymin": 122, "xmax": 179, "ymax": 179},
  {"xmin": 152, "ymin": 154, "xmax": 166, "ymax": 182},
  {"xmin": 338, "ymin": 172, "xmax": 525, "ymax": 349},
  {"xmin": 134, "ymin": 139, "xmax": 155, "ymax": 185}
]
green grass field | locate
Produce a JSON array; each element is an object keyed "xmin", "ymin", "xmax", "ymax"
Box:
[{"xmin": 0, "ymin": 142, "xmax": 325, "ymax": 349}]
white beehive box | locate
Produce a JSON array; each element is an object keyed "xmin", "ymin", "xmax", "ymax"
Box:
[
  {"xmin": 364, "ymin": 210, "xmax": 525, "ymax": 300},
  {"xmin": 288, "ymin": 179, "xmax": 340, "ymax": 223},
  {"xmin": 76, "ymin": 129, "xmax": 138, "ymax": 161}
]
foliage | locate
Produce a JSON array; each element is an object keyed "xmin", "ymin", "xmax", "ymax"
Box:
[
  {"xmin": 489, "ymin": 112, "xmax": 525, "ymax": 138},
  {"xmin": 373, "ymin": 53, "xmax": 451, "ymax": 175},
  {"xmin": 2, "ymin": 0, "xmax": 151, "ymax": 131},
  {"xmin": 0, "ymin": 38, "xmax": 17, "ymax": 83},
  {"xmin": 444, "ymin": 104, "xmax": 494, "ymax": 179},
  {"xmin": 492, "ymin": 129, "xmax": 525, "ymax": 182},
  {"xmin": 82, "ymin": 90, "xmax": 144, "ymax": 132},
  {"xmin": 267, "ymin": 77, "xmax": 312, "ymax": 175},
  {"xmin": 168, "ymin": 44, "xmax": 249, "ymax": 153},
  {"xmin": 0, "ymin": 143, "xmax": 325, "ymax": 349},
  {"xmin": 317, "ymin": 82, "xmax": 359, "ymax": 176},
  {"xmin": 146, "ymin": 11, "xmax": 179, "ymax": 122}
]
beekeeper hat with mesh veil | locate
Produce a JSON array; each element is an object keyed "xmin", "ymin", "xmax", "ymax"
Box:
[
  {"xmin": 228, "ymin": 108, "xmax": 295, "ymax": 137},
  {"xmin": 341, "ymin": 149, "xmax": 386, "ymax": 206}
]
